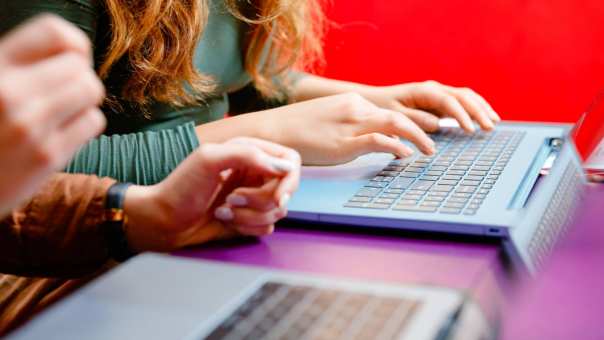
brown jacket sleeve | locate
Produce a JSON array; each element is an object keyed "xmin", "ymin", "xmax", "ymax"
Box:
[{"xmin": 0, "ymin": 173, "xmax": 116, "ymax": 278}]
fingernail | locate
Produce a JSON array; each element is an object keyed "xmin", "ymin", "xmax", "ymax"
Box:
[
  {"xmin": 226, "ymin": 194, "xmax": 248, "ymax": 207},
  {"xmin": 279, "ymin": 193, "xmax": 291, "ymax": 208},
  {"xmin": 215, "ymin": 206, "xmax": 234, "ymax": 221},
  {"xmin": 270, "ymin": 158, "xmax": 295, "ymax": 173}
]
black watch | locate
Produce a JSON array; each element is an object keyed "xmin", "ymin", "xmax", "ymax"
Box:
[{"xmin": 104, "ymin": 182, "xmax": 136, "ymax": 262}]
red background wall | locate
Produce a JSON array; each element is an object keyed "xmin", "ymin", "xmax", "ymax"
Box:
[{"xmin": 319, "ymin": 1, "xmax": 604, "ymax": 123}]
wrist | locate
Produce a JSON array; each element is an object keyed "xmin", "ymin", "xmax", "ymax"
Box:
[{"xmin": 122, "ymin": 184, "xmax": 168, "ymax": 252}]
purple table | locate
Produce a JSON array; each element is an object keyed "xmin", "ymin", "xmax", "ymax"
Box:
[
  {"xmin": 502, "ymin": 184, "xmax": 604, "ymax": 339},
  {"xmin": 177, "ymin": 184, "xmax": 604, "ymax": 330}
]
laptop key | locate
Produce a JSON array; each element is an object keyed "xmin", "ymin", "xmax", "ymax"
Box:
[
  {"xmin": 412, "ymin": 180, "xmax": 434, "ymax": 191},
  {"xmin": 400, "ymin": 172, "xmax": 420, "ymax": 178},
  {"xmin": 464, "ymin": 175, "xmax": 484, "ymax": 181},
  {"xmin": 401, "ymin": 194, "xmax": 423, "ymax": 200},
  {"xmin": 447, "ymin": 170, "xmax": 466, "ymax": 176},
  {"xmin": 384, "ymin": 166, "xmax": 406, "ymax": 172},
  {"xmin": 356, "ymin": 188, "xmax": 382, "ymax": 197},
  {"xmin": 420, "ymin": 175, "xmax": 440, "ymax": 181},
  {"xmin": 442, "ymin": 175, "xmax": 462, "ymax": 181},
  {"xmin": 372, "ymin": 176, "xmax": 393, "ymax": 182},
  {"xmin": 447, "ymin": 197, "xmax": 469, "ymax": 204},
  {"xmin": 456, "ymin": 186, "xmax": 477, "ymax": 193},
  {"xmin": 366, "ymin": 181, "xmax": 389, "ymax": 188},
  {"xmin": 432, "ymin": 185, "xmax": 454, "ymax": 192},
  {"xmin": 349, "ymin": 196, "xmax": 372, "ymax": 202},
  {"xmin": 407, "ymin": 190, "xmax": 427, "ymax": 196},
  {"xmin": 406, "ymin": 167, "xmax": 425, "ymax": 173},
  {"xmin": 421, "ymin": 201, "xmax": 442, "ymax": 207},
  {"xmin": 365, "ymin": 203, "xmax": 391, "ymax": 209},
  {"xmin": 440, "ymin": 207, "xmax": 462, "ymax": 214},
  {"xmin": 398, "ymin": 199, "xmax": 420, "ymax": 206},
  {"xmin": 424, "ymin": 196, "xmax": 445, "ymax": 202},
  {"xmin": 374, "ymin": 198, "xmax": 395, "ymax": 205},
  {"xmin": 438, "ymin": 180, "xmax": 458, "ymax": 186},
  {"xmin": 393, "ymin": 206, "xmax": 437, "ymax": 212},
  {"xmin": 379, "ymin": 171, "xmax": 400, "ymax": 177},
  {"xmin": 443, "ymin": 202, "xmax": 465, "ymax": 209},
  {"xmin": 425, "ymin": 170, "xmax": 444, "ymax": 176},
  {"xmin": 379, "ymin": 193, "xmax": 400, "ymax": 199},
  {"xmin": 390, "ymin": 177, "xmax": 415, "ymax": 189},
  {"xmin": 461, "ymin": 180, "xmax": 481, "ymax": 186},
  {"xmin": 384, "ymin": 189, "xmax": 404, "ymax": 194},
  {"xmin": 452, "ymin": 192, "xmax": 472, "ymax": 198}
]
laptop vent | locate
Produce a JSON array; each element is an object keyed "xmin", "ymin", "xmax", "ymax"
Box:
[{"xmin": 527, "ymin": 162, "xmax": 583, "ymax": 269}]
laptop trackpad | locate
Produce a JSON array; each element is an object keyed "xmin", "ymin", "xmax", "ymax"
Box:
[{"xmin": 301, "ymin": 153, "xmax": 396, "ymax": 180}]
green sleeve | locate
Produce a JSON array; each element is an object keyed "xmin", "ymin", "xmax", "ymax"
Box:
[{"xmin": 66, "ymin": 122, "xmax": 199, "ymax": 185}]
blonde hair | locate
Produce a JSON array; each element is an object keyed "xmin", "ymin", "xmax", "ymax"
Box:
[{"xmin": 99, "ymin": 0, "xmax": 326, "ymax": 112}]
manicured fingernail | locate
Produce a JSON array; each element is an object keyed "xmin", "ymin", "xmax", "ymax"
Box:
[
  {"xmin": 279, "ymin": 193, "xmax": 291, "ymax": 208},
  {"xmin": 226, "ymin": 194, "xmax": 247, "ymax": 207},
  {"xmin": 270, "ymin": 158, "xmax": 295, "ymax": 173},
  {"xmin": 215, "ymin": 206, "xmax": 234, "ymax": 221}
]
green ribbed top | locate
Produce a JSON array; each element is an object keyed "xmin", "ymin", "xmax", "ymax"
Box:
[{"xmin": 0, "ymin": 0, "xmax": 274, "ymax": 184}]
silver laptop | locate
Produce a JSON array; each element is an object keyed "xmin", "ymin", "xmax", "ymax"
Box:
[
  {"xmin": 288, "ymin": 95, "xmax": 604, "ymax": 274},
  {"xmin": 6, "ymin": 253, "xmax": 489, "ymax": 340}
]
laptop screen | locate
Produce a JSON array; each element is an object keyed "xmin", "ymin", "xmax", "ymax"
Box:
[{"xmin": 571, "ymin": 92, "xmax": 604, "ymax": 163}]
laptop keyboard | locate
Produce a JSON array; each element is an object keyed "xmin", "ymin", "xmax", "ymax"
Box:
[
  {"xmin": 345, "ymin": 129, "xmax": 525, "ymax": 215},
  {"xmin": 203, "ymin": 282, "xmax": 420, "ymax": 340}
]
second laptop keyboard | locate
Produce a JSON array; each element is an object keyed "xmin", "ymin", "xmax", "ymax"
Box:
[{"xmin": 345, "ymin": 129, "xmax": 525, "ymax": 215}]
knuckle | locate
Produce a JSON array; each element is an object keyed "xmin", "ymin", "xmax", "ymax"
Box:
[
  {"xmin": 367, "ymin": 132, "xmax": 383, "ymax": 145},
  {"xmin": 32, "ymin": 144, "xmax": 55, "ymax": 168},
  {"xmin": 425, "ymin": 80, "xmax": 441, "ymax": 87},
  {"xmin": 0, "ymin": 81, "xmax": 16, "ymax": 113},
  {"xmin": 38, "ymin": 15, "xmax": 90, "ymax": 51},
  {"xmin": 340, "ymin": 92, "xmax": 367, "ymax": 112},
  {"xmin": 79, "ymin": 71, "xmax": 105, "ymax": 103},
  {"xmin": 9, "ymin": 118, "xmax": 35, "ymax": 144}
]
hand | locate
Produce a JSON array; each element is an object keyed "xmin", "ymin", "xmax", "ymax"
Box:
[
  {"xmin": 361, "ymin": 80, "xmax": 501, "ymax": 133},
  {"xmin": 123, "ymin": 137, "xmax": 301, "ymax": 252},
  {"xmin": 0, "ymin": 15, "xmax": 106, "ymax": 216},
  {"xmin": 197, "ymin": 93, "xmax": 436, "ymax": 165}
]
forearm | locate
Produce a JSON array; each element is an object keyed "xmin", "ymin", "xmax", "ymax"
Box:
[
  {"xmin": 0, "ymin": 173, "xmax": 115, "ymax": 277},
  {"xmin": 66, "ymin": 122, "xmax": 200, "ymax": 185},
  {"xmin": 289, "ymin": 73, "xmax": 375, "ymax": 103}
]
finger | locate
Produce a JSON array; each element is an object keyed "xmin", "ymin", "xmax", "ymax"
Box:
[
  {"xmin": 226, "ymin": 179, "xmax": 282, "ymax": 211},
  {"xmin": 0, "ymin": 14, "xmax": 92, "ymax": 65},
  {"xmin": 446, "ymin": 88, "xmax": 495, "ymax": 131},
  {"xmin": 467, "ymin": 90, "xmax": 501, "ymax": 122},
  {"xmin": 410, "ymin": 85, "xmax": 476, "ymax": 133},
  {"xmin": 22, "ymin": 52, "xmax": 102, "ymax": 99},
  {"xmin": 43, "ymin": 107, "xmax": 106, "ymax": 168},
  {"xmin": 394, "ymin": 103, "xmax": 440, "ymax": 133},
  {"xmin": 197, "ymin": 143, "xmax": 295, "ymax": 179},
  {"xmin": 22, "ymin": 72, "xmax": 104, "ymax": 134},
  {"xmin": 215, "ymin": 205, "xmax": 286, "ymax": 234},
  {"xmin": 234, "ymin": 224, "xmax": 275, "ymax": 237},
  {"xmin": 364, "ymin": 109, "xmax": 436, "ymax": 154},
  {"xmin": 228, "ymin": 137, "xmax": 301, "ymax": 200},
  {"xmin": 345, "ymin": 133, "xmax": 415, "ymax": 159}
]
